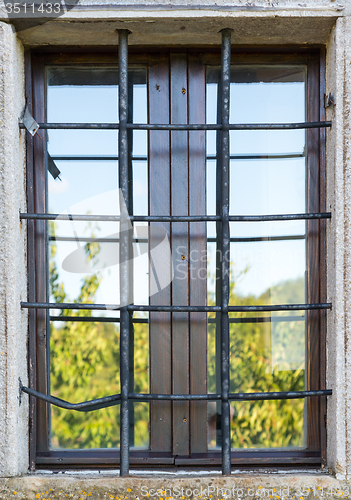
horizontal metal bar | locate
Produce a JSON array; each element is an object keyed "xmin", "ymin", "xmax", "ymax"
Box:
[
  {"xmin": 130, "ymin": 124, "xmax": 216, "ymax": 130},
  {"xmin": 49, "ymin": 316, "xmax": 148, "ymax": 323},
  {"xmin": 228, "ymin": 213, "xmax": 331, "ymax": 221},
  {"xmin": 20, "ymin": 213, "xmax": 331, "ymax": 223},
  {"xmin": 129, "ymin": 306, "xmax": 207, "ymax": 312},
  {"xmin": 20, "ymin": 213, "xmax": 220, "ymax": 222},
  {"xmin": 228, "ymin": 122, "xmax": 332, "ymax": 130},
  {"xmin": 228, "ymin": 390, "xmax": 332, "ymax": 400},
  {"xmin": 207, "ymin": 153, "xmax": 305, "ymax": 161},
  {"xmin": 131, "ymin": 304, "xmax": 331, "ymax": 312},
  {"xmin": 50, "ymin": 153, "xmax": 303, "ymax": 162},
  {"xmin": 228, "ymin": 303, "xmax": 331, "ymax": 312},
  {"xmin": 20, "ymin": 123, "xmax": 120, "ymax": 130},
  {"xmin": 19, "ymin": 121, "xmax": 332, "ymax": 131},
  {"xmin": 49, "ymin": 236, "xmax": 148, "ymax": 243},
  {"xmin": 20, "ymin": 384, "xmax": 121, "ymax": 412},
  {"xmin": 22, "ymin": 302, "xmax": 331, "ymax": 312},
  {"xmin": 19, "ymin": 122, "xmax": 220, "ymax": 131},
  {"xmin": 130, "ymin": 123, "xmax": 324, "ymax": 131},
  {"xmin": 135, "ymin": 215, "xmax": 218, "ymax": 222},
  {"xmin": 21, "ymin": 213, "xmax": 123, "ymax": 222},
  {"xmin": 22, "ymin": 302, "xmax": 220, "ymax": 312},
  {"xmin": 130, "ymin": 390, "xmax": 332, "ymax": 401},
  {"xmin": 50, "ymin": 156, "xmax": 147, "ymax": 162},
  {"xmin": 208, "ymin": 315, "xmax": 305, "ymax": 324},
  {"xmin": 208, "ymin": 235, "xmax": 305, "ymax": 243},
  {"xmin": 20, "ymin": 384, "xmax": 332, "ymax": 411},
  {"xmin": 129, "ymin": 393, "xmax": 221, "ymax": 401},
  {"xmin": 23, "ymin": 302, "xmax": 122, "ymax": 311}
]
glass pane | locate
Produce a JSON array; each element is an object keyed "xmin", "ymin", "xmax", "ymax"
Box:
[
  {"xmin": 229, "ymin": 67, "xmax": 305, "ymax": 156},
  {"xmin": 230, "ymin": 225, "xmax": 306, "ymax": 303},
  {"xmin": 47, "ymin": 66, "xmax": 148, "ymax": 449},
  {"xmin": 50, "ymin": 319, "xmax": 121, "ymax": 449},
  {"xmin": 206, "ymin": 64, "xmax": 307, "ymax": 450},
  {"xmin": 133, "ymin": 313, "xmax": 149, "ymax": 450},
  {"xmin": 230, "ymin": 400, "xmax": 305, "ymax": 449}
]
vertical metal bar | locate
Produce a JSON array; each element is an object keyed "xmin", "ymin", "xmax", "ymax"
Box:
[
  {"xmin": 215, "ymin": 63, "xmax": 223, "ymax": 448},
  {"xmin": 127, "ymin": 68, "xmax": 135, "ymax": 450},
  {"xmin": 220, "ymin": 28, "xmax": 232, "ymax": 476},
  {"xmin": 118, "ymin": 29, "xmax": 131, "ymax": 477}
]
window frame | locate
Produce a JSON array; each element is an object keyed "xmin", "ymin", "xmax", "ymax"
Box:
[{"xmin": 25, "ymin": 46, "xmax": 328, "ymax": 471}]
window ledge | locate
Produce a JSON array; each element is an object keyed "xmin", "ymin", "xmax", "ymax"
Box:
[{"xmin": 1, "ymin": 470, "xmax": 349, "ymax": 500}]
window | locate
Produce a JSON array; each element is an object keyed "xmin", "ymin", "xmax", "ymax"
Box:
[{"xmin": 21, "ymin": 32, "xmax": 331, "ymax": 473}]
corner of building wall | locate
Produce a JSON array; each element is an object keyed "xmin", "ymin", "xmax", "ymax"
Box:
[{"xmin": 0, "ymin": 20, "xmax": 29, "ymax": 477}]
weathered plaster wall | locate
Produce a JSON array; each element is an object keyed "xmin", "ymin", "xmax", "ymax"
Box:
[
  {"xmin": 325, "ymin": 18, "xmax": 345, "ymax": 480},
  {"xmin": 325, "ymin": 15, "xmax": 351, "ymax": 481},
  {"xmin": 0, "ymin": 21, "xmax": 28, "ymax": 476},
  {"xmin": 343, "ymin": 14, "xmax": 351, "ymax": 485}
]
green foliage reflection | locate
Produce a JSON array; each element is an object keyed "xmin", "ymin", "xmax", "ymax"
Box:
[
  {"xmin": 49, "ymin": 223, "xmax": 149, "ymax": 449},
  {"xmin": 208, "ymin": 278, "xmax": 305, "ymax": 449}
]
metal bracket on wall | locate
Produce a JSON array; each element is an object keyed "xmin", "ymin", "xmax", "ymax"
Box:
[
  {"xmin": 324, "ymin": 93, "xmax": 336, "ymax": 108},
  {"xmin": 21, "ymin": 106, "xmax": 39, "ymax": 136}
]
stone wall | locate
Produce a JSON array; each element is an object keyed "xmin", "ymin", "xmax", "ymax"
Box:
[{"xmin": 0, "ymin": 22, "xmax": 28, "ymax": 477}]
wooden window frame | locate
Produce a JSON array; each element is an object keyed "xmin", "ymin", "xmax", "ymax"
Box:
[{"xmin": 25, "ymin": 46, "xmax": 327, "ymax": 470}]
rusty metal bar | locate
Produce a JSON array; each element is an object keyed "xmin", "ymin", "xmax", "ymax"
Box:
[
  {"xmin": 19, "ymin": 382, "xmax": 332, "ymax": 411},
  {"xmin": 21, "ymin": 302, "xmax": 332, "ymax": 312},
  {"xmin": 118, "ymin": 28, "xmax": 131, "ymax": 478},
  {"xmin": 219, "ymin": 28, "xmax": 232, "ymax": 476},
  {"xmin": 20, "ymin": 212, "xmax": 331, "ymax": 222},
  {"xmin": 19, "ymin": 121, "xmax": 332, "ymax": 131}
]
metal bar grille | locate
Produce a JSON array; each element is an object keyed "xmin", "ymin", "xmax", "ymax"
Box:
[
  {"xmin": 219, "ymin": 28, "xmax": 232, "ymax": 476},
  {"xmin": 20, "ymin": 212, "xmax": 331, "ymax": 222},
  {"xmin": 20, "ymin": 384, "xmax": 332, "ymax": 412},
  {"xmin": 118, "ymin": 29, "xmax": 131, "ymax": 477},
  {"xmin": 21, "ymin": 302, "xmax": 332, "ymax": 312},
  {"xmin": 19, "ymin": 121, "xmax": 332, "ymax": 130},
  {"xmin": 20, "ymin": 30, "xmax": 333, "ymax": 476},
  {"xmin": 49, "ymin": 153, "xmax": 304, "ymax": 161}
]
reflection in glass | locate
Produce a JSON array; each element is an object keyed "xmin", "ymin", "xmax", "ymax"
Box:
[
  {"xmin": 49, "ymin": 315, "xmax": 149, "ymax": 450},
  {"xmin": 206, "ymin": 65, "xmax": 307, "ymax": 450},
  {"xmin": 47, "ymin": 66, "xmax": 149, "ymax": 449},
  {"xmin": 50, "ymin": 319, "xmax": 121, "ymax": 449},
  {"xmin": 207, "ymin": 311, "xmax": 306, "ymax": 450}
]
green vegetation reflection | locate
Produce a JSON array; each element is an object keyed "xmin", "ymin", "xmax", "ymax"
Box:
[
  {"xmin": 208, "ymin": 276, "xmax": 305, "ymax": 449},
  {"xmin": 49, "ymin": 222, "xmax": 148, "ymax": 449}
]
